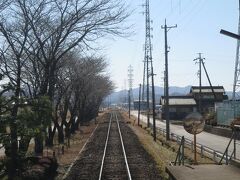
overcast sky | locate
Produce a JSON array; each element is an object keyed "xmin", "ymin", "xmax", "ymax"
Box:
[{"xmin": 101, "ymin": 0, "xmax": 239, "ymax": 92}]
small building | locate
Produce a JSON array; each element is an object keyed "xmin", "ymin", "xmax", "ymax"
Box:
[
  {"xmin": 160, "ymin": 96, "xmax": 197, "ymax": 120},
  {"xmin": 189, "ymin": 86, "xmax": 228, "ymax": 113},
  {"xmin": 216, "ymin": 100, "xmax": 240, "ymax": 126}
]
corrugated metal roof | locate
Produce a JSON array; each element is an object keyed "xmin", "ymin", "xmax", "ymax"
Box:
[
  {"xmin": 161, "ymin": 97, "xmax": 196, "ymax": 105},
  {"xmin": 190, "ymin": 86, "xmax": 225, "ymax": 93},
  {"xmin": 191, "ymin": 89, "xmax": 224, "ymax": 93},
  {"xmin": 192, "ymin": 86, "xmax": 224, "ymax": 89}
]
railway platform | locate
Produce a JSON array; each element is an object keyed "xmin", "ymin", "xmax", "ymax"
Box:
[{"xmin": 166, "ymin": 164, "xmax": 240, "ymax": 180}]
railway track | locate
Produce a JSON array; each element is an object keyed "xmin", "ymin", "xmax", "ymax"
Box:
[
  {"xmin": 64, "ymin": 111, "xmax": 162, "ymax": 180},
  {"xmin": 99, "ymin": 112, "xmax": 132, "ymax": 179}
]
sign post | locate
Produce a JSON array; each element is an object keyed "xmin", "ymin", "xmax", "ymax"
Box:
[{"xmin": 183, "ymin": 112, "xmax": 205, "ymax": 164}]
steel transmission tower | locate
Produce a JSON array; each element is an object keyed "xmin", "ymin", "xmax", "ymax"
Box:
[
  {"xmin": 220, "ymin": 1, "xmax": 240, "ymax": 118},
  {"xmin": 233, "ymin": 1, "xmax": 240, "ymax": 102},
  {"xmin": 142, "ymin": 0, "xmax": 153, "ymax": 127}
]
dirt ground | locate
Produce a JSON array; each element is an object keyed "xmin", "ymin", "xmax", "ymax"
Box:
[{"xmin": 53, "ymin": 112, "xmax": 106, "ymax": 179}]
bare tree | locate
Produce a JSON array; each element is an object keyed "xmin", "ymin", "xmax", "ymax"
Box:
[
  {"xmin": 16, "ymin": 0, "xmax": 130, "ymax": 152},
  {"xmin": 52, "ymin": 53, "xmax": 113, "ymax": 145},
  {"xmin": 0, "ymin": 3, "xmax": 31, "ymax": 176},
  {"xmin": 0, "ymin": 0, "xmax": 12, "ymax": 11},
  {"xmin": 0, "ymin": 0, "xmax": 129, "ymax": 177},
  {"xmin": 68, "ymin": 56, "xmax": 113, "ymax": 133},
  {"xmin": 19, "ymin": 0, "xmax": 129, "ymax": 98}
]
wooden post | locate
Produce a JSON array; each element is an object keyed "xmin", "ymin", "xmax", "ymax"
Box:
[
  {"xmin": 194, "ymin": 134, "xmax": 197, "ymax": 164},
  {"xmin": 182, "ymin": 136, "xmax": 185, "ymax": 165}
]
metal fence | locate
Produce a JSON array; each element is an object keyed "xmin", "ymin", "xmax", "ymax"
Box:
[{"xmin": 157, "ymin": 127, "xmax": 240, "ymax": 164}]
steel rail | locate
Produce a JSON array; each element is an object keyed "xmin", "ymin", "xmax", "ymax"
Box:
[
  {"xmin": 116, "ymin": 113, "xmax": 132, "ymax": 180},
  {"xmin": 98, "ymin": 113, "xmax": 113, "ymax": 180}
]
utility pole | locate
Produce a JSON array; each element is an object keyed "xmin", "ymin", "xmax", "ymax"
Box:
[
  {"xmin": 164, "ymin": 71, "xmax": 166, "ymax": 98},
  {"xmin": 194, "ymin": 53, "xmax": 204, "ymax": 113},
  {"xmin": 128, "ymin": 65, "xmax": 134, "ymax": 117},
  {"xmin": 128, "ymin": 90, "xmax": 130, "ymax": 119},
  {"xmin": 201, "ymin": 61, "xmax": 217, "ymax": 100},
  {"xmin": 150, "ymin": 63, "xmax": 156, "ymax": 141},
  {"xmin": 138, "ymin": 84, "xmax": 142, "ymax": 126},
  {"xmin": 124, "ymin": 79, "xmax": 127, "ymax": 108},
  {"xmin": 194, "ymin": 54, "xmax": 217, "ymax": 113},
  {"xmin": 142, "ymin": 0, "xmax": 153, "ymax": 128},
  {"xmin": 161, "ymin": 19, "xmax": 177, "ymax": 141},
  {"xmin": 128, "ymin": 65, "xmax": 134, "ymax": 103}
]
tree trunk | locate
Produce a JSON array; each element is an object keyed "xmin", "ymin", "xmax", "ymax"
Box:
[
  {"xmin": 19, "ymin": 136, "xmax": 31, "ymax": 156},
  {"xmin": 8, "ymin": 117, "xmax": 18, "ymax": 178},
  {"xmin": 39, "ymin": 65, "xmax": 56, "ymax": 151},
  {"xmin": 65, "ymin": 124, "xmax": 71, "ymax": 138},
  {"xmin": 34, "ymin": 134, "xmax": 43, "ymax": 156},
  {"xmin": 70, "ymin": 115, "xmax": 76, "ymax": 134},
  {"xmin": 47, "ymin": 65, "xmax": 56, "ymax": 101},
  {"xmin": 64, "ymin": 123, "xmax": 71, "ymax": 147},
  {"xmin": 57, "ymin": 126, "xmax": 64, "ymax": 144},
  {"xmin": 8, "ymin": 61, "xmax": 21, "ymax": 178},
  {"xmin": 45, "ymin": 126, "xmax": 56, "ymax": 147},
  {"xmin": 39, "ymin": 64, "xmax": 50, "ymax": 96}
]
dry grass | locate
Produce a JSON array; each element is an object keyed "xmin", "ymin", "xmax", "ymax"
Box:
[
  {"xmin": 121, "ymin": 111, "xmax": 215, "ymax": 179},
  {"xmin": 54, "ymin": 124, "xmax": 97, "ymax": 179},
  {"xmin": 121, "ymin": 112, "xmax": 176, "ymax": 179},
  {"xmin": 155, "ymin": 133, "xmax": 215, "ymax": 165}
]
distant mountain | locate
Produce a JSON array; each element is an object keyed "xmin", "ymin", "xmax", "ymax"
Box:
[
  {"xmin": 107, "ymin": 85, "xmax": 192, "ymax": 104},
  {"xmin": 103, "ymin": 86, "xmax": 235, "ymax": 106}
]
